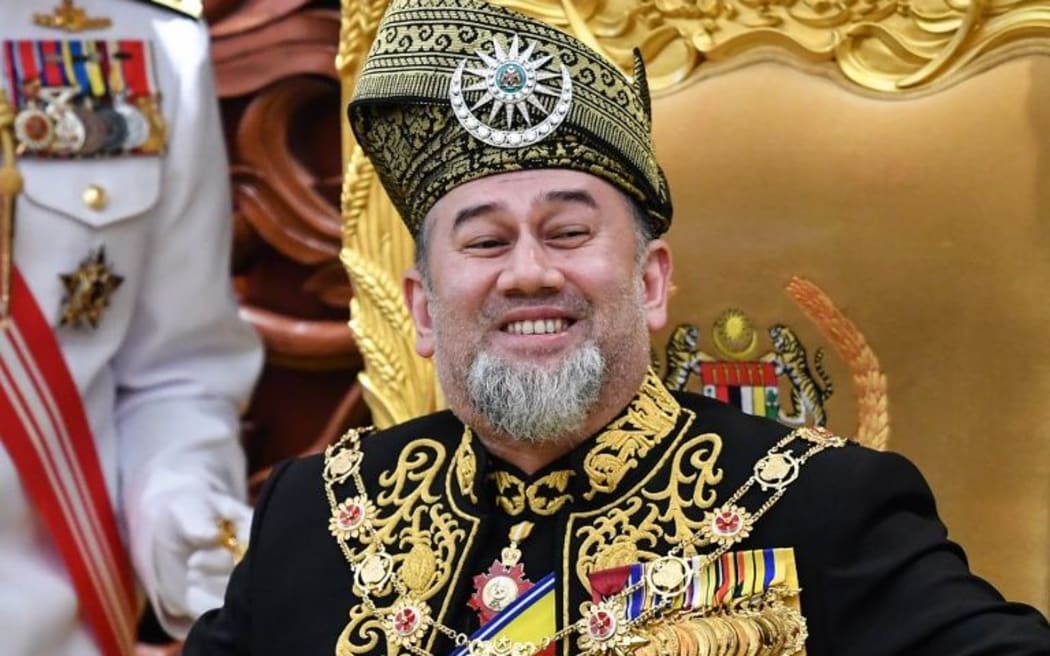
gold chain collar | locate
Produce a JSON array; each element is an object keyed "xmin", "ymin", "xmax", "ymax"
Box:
[{"xmin": 322, "ymin": 423, "xmax": 846, "ymax": 656}]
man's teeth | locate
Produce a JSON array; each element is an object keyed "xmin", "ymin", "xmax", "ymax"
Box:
[{"xmin": 505, "ymin": 318, "xmax": 568, "ymax": 335}]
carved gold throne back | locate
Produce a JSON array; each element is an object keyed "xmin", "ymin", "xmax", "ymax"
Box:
[{"xmin": 339, "ymin": 0, "xmax": 1050, "ymax": 614}]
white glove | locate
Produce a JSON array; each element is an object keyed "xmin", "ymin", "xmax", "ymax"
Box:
[{"xmin": 148, "ymin": 491, "xmax": 252, "ymax": 639}]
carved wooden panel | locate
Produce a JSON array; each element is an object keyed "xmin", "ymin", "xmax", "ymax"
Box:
[{"xmin": 208, "ymin": 0, "xmax": 366, "ymax": 491}]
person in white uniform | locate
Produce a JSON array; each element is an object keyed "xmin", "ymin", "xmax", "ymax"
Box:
[{"xmin": 0, "ymin": 1, "xmax": 262, "ymax": 654}]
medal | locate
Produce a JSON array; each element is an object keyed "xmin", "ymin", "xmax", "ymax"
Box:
[
  {"xmin": 58, "ymin": 246, "xmax": 123, "ymax": 329},
  {"xmin": 645, "ymin": 556, "xmax": 692, "ymax": 598},
  {"xmin": 95, "ymin": 106, "xmax": 128, "ymax": 153},
  {"xmin": 73, "ymin": 104, "xmax": 107, "ymax": 156},
  {"xmin": 468, "ymin": 521, "xmax": 535, "ymax": 624},
  {"xmin": 4, "ymin": 38, "xmax": 166, "ymax": 158},
  {"xmin": 12, "ymin": 81, "xmax": 54, "ymax": 152},
  {"xmin": 13, "ymin": 105, "xmax": 54, "ymax": 152},
  {"xmin": 113, "ymin": 94, "xmax": 149, "ymax": 150},
  {"xmin": 40, "ymin": 87, "xmax": 86, "ymax": 155}
]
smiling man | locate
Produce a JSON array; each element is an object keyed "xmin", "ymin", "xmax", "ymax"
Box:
[
  {"xmin": 184, "ymin": 0, "xmax": 1050, "ymax": 654},
  {"xmin": 410, "ymin": 169, "xmax": 668, "ymax": 473}
]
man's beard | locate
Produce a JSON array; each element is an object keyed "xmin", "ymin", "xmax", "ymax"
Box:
[{"xmin": 465, "ymin": 342, "xmax": 606, "ymax": 444}]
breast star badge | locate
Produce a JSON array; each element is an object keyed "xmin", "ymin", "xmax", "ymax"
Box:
[{"xmin": 58, "ymin": 246, "xmax": 123, "ymax": 329}]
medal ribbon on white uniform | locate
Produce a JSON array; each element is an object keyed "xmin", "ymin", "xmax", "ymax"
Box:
[{"xmin": 0, "ymin": 91, "xmax": 136, "ymax": 656}]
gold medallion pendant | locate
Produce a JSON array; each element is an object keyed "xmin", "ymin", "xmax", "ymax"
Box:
[{"xmin": 58, "ymin": 246, "xmax": 123, "ymax": 329}]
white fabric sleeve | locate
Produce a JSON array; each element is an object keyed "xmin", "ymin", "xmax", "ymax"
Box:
[{"xmin": 110, "ymin": 16, "xmax": 263, "ymax": 639}]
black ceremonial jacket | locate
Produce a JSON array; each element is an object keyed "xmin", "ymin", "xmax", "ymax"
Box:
[{"xmin": 186, "ymin": 372, "xmax": 1050, "ymax": 655}]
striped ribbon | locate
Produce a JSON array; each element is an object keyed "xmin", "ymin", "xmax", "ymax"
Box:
[
  {"xmin": 623, "ymin": 548, "xmax": 799, "ymax": 620},
  {"xmin": 0, "ymin": 268, "xmax": 137, "ymax": 656}
]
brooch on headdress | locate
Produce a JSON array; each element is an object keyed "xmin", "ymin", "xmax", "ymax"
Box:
[{"xmin": 449, "ymin": 34, "xmax": 573, "ymax": 149}]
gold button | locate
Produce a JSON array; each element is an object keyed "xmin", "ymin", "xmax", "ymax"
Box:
[{"xmin": 82, "ymin": 184, "xmax": 108, "ymax": 211}]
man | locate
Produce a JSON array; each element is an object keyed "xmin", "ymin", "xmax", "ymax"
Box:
[
  {"xmin": 0, "ymin": 1, "xmax": 261, "ymax": 654},
  {"xmin": 184, "ymin": 0, "xmax": 1050, "ymax": 653}
]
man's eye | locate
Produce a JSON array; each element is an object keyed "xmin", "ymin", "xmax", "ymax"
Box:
[
  {"xmin": 550, "ymin": 229, "xmax": 589, "ymax": 242},
  {"xmin": 465, "ymin": 238, "xmax": 506, "ymax": 250}
]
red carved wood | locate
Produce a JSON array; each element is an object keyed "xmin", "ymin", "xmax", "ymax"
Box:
[{"xmin": 208, "ymin": 0, "xmax": 366, "ymax": 490}]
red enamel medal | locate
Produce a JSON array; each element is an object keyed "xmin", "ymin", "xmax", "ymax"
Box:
[
  {"xmin": 468, "ymin": 560, "xmax": 534, "ymax": 624},
  {"xmin": 468, "ymin": 521, "xmax": 535, "ymax": 624}
]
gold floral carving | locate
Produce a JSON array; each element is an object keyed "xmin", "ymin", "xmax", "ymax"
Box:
[
  {"xmin": 490, "ymin": 469, "xmax": 575, "ymax": 516},
  {"xmin": 340, "ymin": 143, "xmax": 442, "ymax": 427},
  {"xmin": 496, "ymin": 0, "xmax": 1050, "ymax": 93},
  {"xmin": 582, "ymin": 371, "xmax": 683, "ymax": 500},
  {"xmin": 339, "ymin": 0, "xmax": 443, "ymax": 428},
  {"xmin": 784, "ymin": 276, "xmax": 890, "ymax": 450}
]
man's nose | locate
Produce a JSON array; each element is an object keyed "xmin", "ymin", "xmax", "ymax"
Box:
[{"xmin": 496, "ymin": 238, "xmax": 564, "ymax": 295}]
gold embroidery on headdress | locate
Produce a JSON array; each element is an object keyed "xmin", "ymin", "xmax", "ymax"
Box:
[{"xmin": 348, "ymin": 0, "xmax": 672, "ymax": 237}]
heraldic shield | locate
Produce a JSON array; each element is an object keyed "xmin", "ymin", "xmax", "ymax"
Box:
[{"xmin": 337, "ymin": 0, "xmax": 1050, "ymax": 620}]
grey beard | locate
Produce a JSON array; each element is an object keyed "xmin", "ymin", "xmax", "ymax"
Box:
[{"xmin": 466, "ymin": 343, "xmax": 605, "ymax": 443}]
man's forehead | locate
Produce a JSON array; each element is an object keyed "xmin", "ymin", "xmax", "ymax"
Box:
[{"xmin": 428, "ymin": 169, "xmax": 620, "ymax": 223}]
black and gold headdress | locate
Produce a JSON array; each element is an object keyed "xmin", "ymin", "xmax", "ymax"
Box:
[{"xmin": 348, "ymin": 0, "xmax": 673, "ymax": 237}]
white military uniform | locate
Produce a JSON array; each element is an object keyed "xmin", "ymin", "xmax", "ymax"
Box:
[{"xmin": 0, "ymin": 1, "xmax": 262, "ymax": 653}]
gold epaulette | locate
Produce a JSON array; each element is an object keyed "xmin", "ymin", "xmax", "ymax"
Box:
[{"xmin": 133, "ymin": 0, "xmax": 203, "ymax": 19}]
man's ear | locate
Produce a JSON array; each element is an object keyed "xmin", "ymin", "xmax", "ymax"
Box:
[
  {"xmin": 403, "ymin": 268, "xmax": 435, "ymax": 358},
  {"xmin": 641, "ymin": 239, "xmax": 672, "ymax": 333}
]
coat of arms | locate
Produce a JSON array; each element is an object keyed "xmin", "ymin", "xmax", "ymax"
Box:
[{"xmin": 658, "ymin": 308, "xmax": 834, "ymax": 428}]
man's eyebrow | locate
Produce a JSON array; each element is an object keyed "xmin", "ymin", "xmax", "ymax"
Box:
[
  {"xmin": 450, "ymin": 189, "xmax": 597, "ymax": 230},
  {"xmin": 452, "ymin": 202, "xmax": 503, "ymax": 230},
  {"xmin": 542, "ymin": 189, "xmax": 598, "ymax": 209}
]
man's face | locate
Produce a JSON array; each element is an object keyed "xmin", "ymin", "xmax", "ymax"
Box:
[{"xmin": 404, "ymin": 169, "xmax": 671, "ymax": 442}]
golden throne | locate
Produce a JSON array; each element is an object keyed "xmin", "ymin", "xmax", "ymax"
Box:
[{"xmin": 337, "ymin": 0, "xmax": 1050, "ymax": 614}]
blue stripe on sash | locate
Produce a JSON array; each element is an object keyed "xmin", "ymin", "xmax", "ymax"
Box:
[
  {"xmin": 629, "ymin": 563, "xmax": 644, "ymax": 620},
  {"xmin": 763, "ymin": 548, "xmax": 775, "ymax": 589}
]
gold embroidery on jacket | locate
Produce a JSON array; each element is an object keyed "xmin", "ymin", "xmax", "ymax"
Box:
[
  {"xmin": 642, "ymin": 432, "xmax": 724, "ymax": 548},
  {"xmin": 576, "ymin": 429, "xmax": 722, "ymax": 593},
  {"xmin": 582, "ymin": 370, "xmax": 682, "ymax": 500},
  {"xmin": 490, "ymin": 469, "xmax": 574, "ymax": 516},
  {"xmin": 564, "ymin": 406, "xmax": 701, "ymax": 649},
  {"xmin": 454, "ymin": 428, "xmax": 478, "ymax": 504},
  {"xmin": 565, "ymin": 427, "xmax": 843, "ymax": 655},
  {"xmin": 335, "ymin": 435, "xmax": 480, "ymax": 655}
]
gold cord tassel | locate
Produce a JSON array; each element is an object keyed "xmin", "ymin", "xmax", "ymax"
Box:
[{"xmin": 0, "ymin": 90, "xmax": 24, "ymax": 325}]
